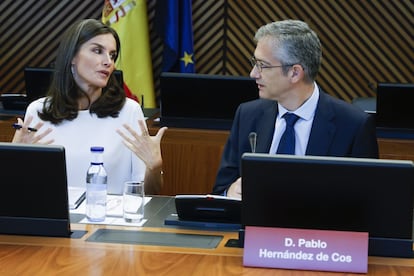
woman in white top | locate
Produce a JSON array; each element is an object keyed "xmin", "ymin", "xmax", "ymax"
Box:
[{"xmin": 12, "ymin": 19, "xmax": 167, "ymax": 195}]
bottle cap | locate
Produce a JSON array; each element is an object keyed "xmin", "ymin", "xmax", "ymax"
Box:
[{"xmin": 90, "ymin": 146, "xmax": 104, "ymax": 152}]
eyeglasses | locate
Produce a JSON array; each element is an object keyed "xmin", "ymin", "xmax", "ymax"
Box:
[{"xmin": 249, "ymin": 56, "xmax": 294, "ymax": 73}]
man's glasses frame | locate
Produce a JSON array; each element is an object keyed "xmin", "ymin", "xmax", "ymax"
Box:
[{"xmin": 250, "ymin": 56, "xmax": 295, "ymax": 73}]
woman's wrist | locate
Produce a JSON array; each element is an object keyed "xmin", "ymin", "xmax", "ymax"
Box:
[{"xmin": 147, "ymin": 165, "xmax": 163, "ymax": 175}]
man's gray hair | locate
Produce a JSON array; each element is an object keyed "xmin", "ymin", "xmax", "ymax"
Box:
[{"xmin": 254, "ymin": 20, "xmax": 322, "ymax": 82}]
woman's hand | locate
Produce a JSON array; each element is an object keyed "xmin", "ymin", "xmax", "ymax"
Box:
[
  {"xmin": 116, "ymin": 120, "xmax": 168, "ymax": 170},
  {"xmin": 11, "ymin": 116, "xmax": 54, "ymax": 144}
]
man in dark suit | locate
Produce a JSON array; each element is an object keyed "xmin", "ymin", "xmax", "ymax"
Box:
[{"xmin": 212, "ymin": 20, "xmax": 378, "ymax": 198}]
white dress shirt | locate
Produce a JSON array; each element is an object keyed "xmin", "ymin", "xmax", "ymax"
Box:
[
  {"xmin": 25, "ymin": 97, "xmax": 146, "ymax": 194},
  {"xmin": 269, "ymin": 83, "xmax": 319, "ymax": 155}
]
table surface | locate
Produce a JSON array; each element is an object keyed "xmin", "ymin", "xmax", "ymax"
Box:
[{"xmin": 1, "ymin": 196, "xmax": 413, "ymax": 275}]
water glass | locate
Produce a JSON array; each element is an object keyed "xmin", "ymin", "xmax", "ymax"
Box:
[{"xmin": 123, "ymin": 181, "xmax": 145, "ymax": 223}]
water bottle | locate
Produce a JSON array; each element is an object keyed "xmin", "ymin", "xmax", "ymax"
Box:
[{"xmin": 86, "ymin": 146, "xmax": 107, "ymax": 222}]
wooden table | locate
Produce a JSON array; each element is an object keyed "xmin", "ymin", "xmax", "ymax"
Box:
[
  {"xmin": 0, "ymin": 195, "xmax": 413, "ymax": 276},
  {"xmin": 1, "ymin": 226, "xmax": 413, "ymax": 275}
]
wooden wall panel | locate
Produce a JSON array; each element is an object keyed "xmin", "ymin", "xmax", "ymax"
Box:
[
  {"xmin": 1, "ymin": 0, "xmax": 412, "ymax": 105},
  {"xmin": 0, "ymin": 0, "xmax": 102, "ymax": 94},
  {"xmin": 192, "ymin": 1, "xmax": 226, "ymax": 74},
  {"xmin": 195, "ymin": 0, "xmax": 414, "ymax": 101}
]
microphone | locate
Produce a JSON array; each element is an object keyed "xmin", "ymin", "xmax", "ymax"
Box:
[{"xmin": 249, "ymin": 132, "xmax": 257, "ymax": 153}]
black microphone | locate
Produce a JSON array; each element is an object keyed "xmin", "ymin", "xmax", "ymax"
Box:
[{"xmin": 249, "ymin": 132, "xmax": 257, "ymax": 153}]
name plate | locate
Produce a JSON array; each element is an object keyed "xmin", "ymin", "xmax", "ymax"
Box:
[{"xmin": 243, "ymin": 226, "xmax": 368, "ymax": 273}]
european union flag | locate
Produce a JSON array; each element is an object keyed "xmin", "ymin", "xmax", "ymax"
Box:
[{"xmin": 155, "ymin": 0, "xmax": 195, "ymax": 73}]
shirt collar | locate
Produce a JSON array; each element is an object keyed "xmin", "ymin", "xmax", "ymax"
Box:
[{"xmin": 278, "ymin": 82, "xmax": 319, "ymax": 121}]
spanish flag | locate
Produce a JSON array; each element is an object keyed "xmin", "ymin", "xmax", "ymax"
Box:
[{"xmin": 102, "ymin": 0, "xmax": 156, "ymax": 108}]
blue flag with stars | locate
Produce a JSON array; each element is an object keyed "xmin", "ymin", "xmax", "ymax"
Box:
[{"xmin": 155, "ymin": 0, "xmax": 195, "ymax": 73}]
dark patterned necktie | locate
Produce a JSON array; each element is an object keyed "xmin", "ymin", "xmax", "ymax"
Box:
[{"xmin": 276, "ymin": 113, "xmax": 300, "ymax": 154}]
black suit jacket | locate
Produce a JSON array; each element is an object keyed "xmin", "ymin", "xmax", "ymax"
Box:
[{"xmin": 212, "ymin": 90, "xmax": 379, "ymax": 195}]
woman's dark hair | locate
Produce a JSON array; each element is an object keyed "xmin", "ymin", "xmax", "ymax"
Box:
[{"xmin": 39, "ymin": 19, "xmax": 125, "ymax": 124}]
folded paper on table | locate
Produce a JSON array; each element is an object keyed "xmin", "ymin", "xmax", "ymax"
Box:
[
  {"xmin": 70, "ymin": 195, "xmax": 151, "ymax": 217},
  {"xmin": 79, "ymin": 217, "xmax": 147, "ymax": 227}
]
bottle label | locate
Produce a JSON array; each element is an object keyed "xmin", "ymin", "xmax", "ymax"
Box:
[
  {"xmin": 86, "ymin": 184, "xmax": 107, "ymax": 222},
  {"xmin": 87, "ymin": 183, "xmax": 106, "ymax": 191}
]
